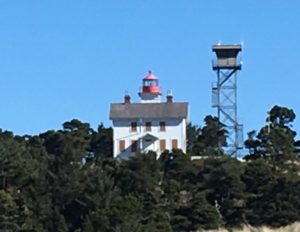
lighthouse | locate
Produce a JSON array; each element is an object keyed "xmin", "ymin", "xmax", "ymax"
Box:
[
  {"xmin": 109, "ymin": 70, "xmax": 188, "ymax": 159},
  {"xmin": 139, "ymin": 70, "xmax": 162, "ymax": 103}
]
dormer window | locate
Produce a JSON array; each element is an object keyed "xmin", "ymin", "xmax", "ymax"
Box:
[
  {"xmin": 159, "ymin": 121, "xmax": 166, "ymax": 132},
  {"xmin": 145, "ymin": 122, "xmax": 151, "ymax": 131},
  {"xmin": 131, "ymin": 122, "xmax": 137, "ymax": 132}
]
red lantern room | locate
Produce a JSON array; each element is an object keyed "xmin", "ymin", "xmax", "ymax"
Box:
[
  {"xmin": 142, "ymin": 70, "xmax": 161, "ymax": 94},
  {"xmin": 139, "ymin": 70, "xmax": 162, "ymax": 103}
]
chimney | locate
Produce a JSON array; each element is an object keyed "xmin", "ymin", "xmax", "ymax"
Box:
[
  {"xmin": 166, "ymin": 90, "xmax": 173, "ymax": 103},
  {"xmin": 124, "ymin": 92, "xmax": 131, "ymax": 104}
]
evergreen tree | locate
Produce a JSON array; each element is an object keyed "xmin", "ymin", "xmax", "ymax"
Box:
[
  {"xmin": 245, "ymin": 105, "xmax": 298, "ymax": 169},
  {"xmin": 189, "ymin": 116, "xmax": 227, "ymax": 156},
  {"xmin": 89, "ymin": 124, "xmax": 113, "ymax": 160},
  {"xmin": 172, "ymin": 192, "xmax": 222, "ymax": 231},
  {"xmin": 202, "ymin": 157, "xmax": 246, "ymax": 226}
]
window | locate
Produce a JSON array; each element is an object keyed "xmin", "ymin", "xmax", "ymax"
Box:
[
  {"xmin": 172, "ymin": 139, "xmax": 178, "ymax": 149},
  {"xmin": 145, "ymin": 122, "xmax": 151, "ymax": 131},
  {"xmin": 131, "ymin": 140, "xmax": 137, "ymax": 152},
  {"xmin": 159, "ymin": 121, "xmax": 166, "ymax": 131},
  {"xmin": 119, "ymin": 140, "xmax": 125, "ymax": 152},
  {"xmin": 131, "ymin": 122, "xmax": 137, "ymax": 132},
  {"xmin": 160, "ymin": 139, "xmax": 166, "ymax": 151}
]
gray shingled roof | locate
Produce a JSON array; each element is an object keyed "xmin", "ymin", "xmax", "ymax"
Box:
[{"xmin": 109, "ymin": 102, "xmax": 188, "ymax": 119}]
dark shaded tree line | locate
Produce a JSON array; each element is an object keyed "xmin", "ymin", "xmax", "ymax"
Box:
[{"xmin": 0, "ymin": 105, "xmax": 300, "ymax": 231}]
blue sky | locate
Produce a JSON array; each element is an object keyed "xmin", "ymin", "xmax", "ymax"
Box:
[{"xmin": 0, "ymin": 1, "xmax": 299, "ymax": 139}]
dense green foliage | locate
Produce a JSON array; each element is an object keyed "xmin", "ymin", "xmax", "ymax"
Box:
[{"xmin": 0, "ymin": 106, "xmax": 300, "ymax": 231}]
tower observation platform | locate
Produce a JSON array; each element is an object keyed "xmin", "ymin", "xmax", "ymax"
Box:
[{"xmin": 212, "ymin": 45, "xmax": 242, "ymax": 70}]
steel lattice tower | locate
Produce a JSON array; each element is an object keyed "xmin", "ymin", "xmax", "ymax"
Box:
[{"xmin": 212, "ymin": 44, "xmax": 243, "ymax": 156}]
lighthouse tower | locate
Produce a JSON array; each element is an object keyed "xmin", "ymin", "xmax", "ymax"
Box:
[{"xmin": 138, "ymin": 70, "xmax": 161, "ymax": 103}]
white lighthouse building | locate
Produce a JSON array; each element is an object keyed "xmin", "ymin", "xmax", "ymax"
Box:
[{"xmin": 109, "ymin": 71, "xmax": 188, "ymax": 159}]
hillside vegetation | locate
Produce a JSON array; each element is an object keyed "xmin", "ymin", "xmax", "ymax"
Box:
[
  {"xmin": 206, "ymin": 222, "xmax": 300, "ymax": 232},
  {"xmin": 0, "ymin": 105, "xmax": 299, "ymax": 231}
]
